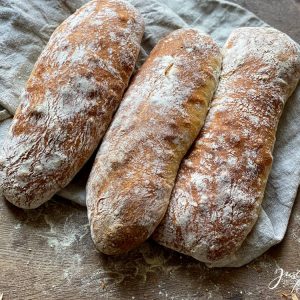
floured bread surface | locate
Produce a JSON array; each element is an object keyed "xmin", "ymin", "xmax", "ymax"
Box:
[
  {"xmin": 87, "ymin": 28, "xmax": 222, "ymax": 255},
  {"xmin": 153, "ymin": 27, "xmax": 300, "ymax": 266},
  {"xmin": 0, "ymin": 0, "xmax": 144, "ymax": 209}
]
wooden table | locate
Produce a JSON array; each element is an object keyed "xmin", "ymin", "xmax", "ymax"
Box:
[{"xmin": 1, "ymin": 1, "xmax": 300, "ymax": 299}]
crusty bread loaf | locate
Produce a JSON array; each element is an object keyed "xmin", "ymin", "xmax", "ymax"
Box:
[
  {"xmin": 86, "ymin": 28, "xmax": 222, "ymax": 255},
  {"xmin": 0, "ymin": 0, "xmax": 144, "ymax": 209},
  {"xmin": 153, "ymin": 27, "xmax": 300, "ymax": 266}
]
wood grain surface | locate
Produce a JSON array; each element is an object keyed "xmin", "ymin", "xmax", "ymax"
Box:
[{"xmin": 1, "ymin": 1, "xmax": 300, "ymax": 299}]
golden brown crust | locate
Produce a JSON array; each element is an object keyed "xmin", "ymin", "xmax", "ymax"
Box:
[
  {"xmin": 153, "ymin": 27, "xmax": 300, "ymax": 266},
  {"xmin": 0, "ymin": 0, "xmax": 144, "ymax": 209},
  {"xmin": 86, "ymin": 28, "xmax": 222, "ymax": 255}
]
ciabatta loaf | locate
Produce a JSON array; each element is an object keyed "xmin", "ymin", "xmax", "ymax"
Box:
[
  {"xmin": 87, "ymin": 28, "xmax": 222, "ymax": 254},
  {"xmin": 153, "ymin": 27, "xmax": 300, "ymax": 266},
  {"xmin": 0, "ymin": 0, "xmax": 144, "ymax": 209}
]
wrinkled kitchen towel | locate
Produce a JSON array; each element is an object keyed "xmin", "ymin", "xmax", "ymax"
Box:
[{"xmin": 0, "ymin": 0, "xmax": 299, "ymax": 267}]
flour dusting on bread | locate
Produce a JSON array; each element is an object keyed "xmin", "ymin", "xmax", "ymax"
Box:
[
  {"xmin": 0, "ymin": 0, "xmax": 144, "ymax": 209},
  {"xmin": 86, "ymin": 28, "xmax": 222, "ymax": 255},
  {"xmin": 153, "ymin": 27, "xmax": 300, "ymax": 267}
]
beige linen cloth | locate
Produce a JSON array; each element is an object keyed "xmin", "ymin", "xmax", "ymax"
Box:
[{"xmin": 0, "ymin": 0, "xmax": 299, "ymax": 267}]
